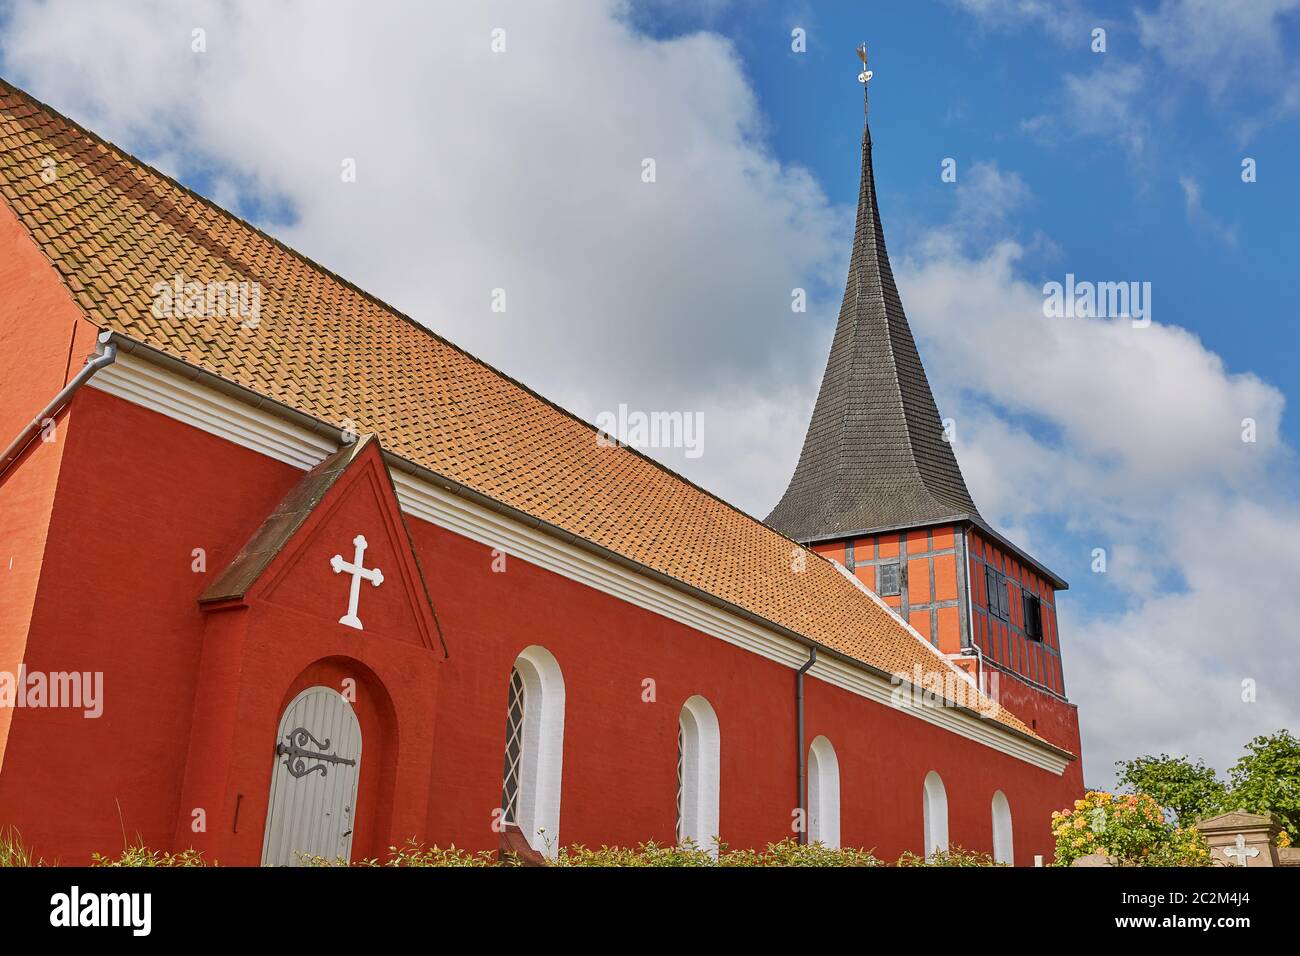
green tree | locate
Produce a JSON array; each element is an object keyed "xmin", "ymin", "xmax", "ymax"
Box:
[
  {"xmin": 1224, "ymin": 730, "xmax": 1300, "ymax": 843},
  {"xmin": 1115, "ymin": 753, "xmax": 1227, "ymax": 826}
]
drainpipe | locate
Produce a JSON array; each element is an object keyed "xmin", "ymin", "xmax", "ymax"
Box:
[
  {"xmin": 796, "ymin": 645, "xmax": 817, "ymax": 845},
  {"xmin": 967, "ymin": 639, "xmax": 986, "ymax": 698},
  {"xmin": 960, "ymin": 526, "xmax": 984, "ymax": 694},
  {"xmin": 0, "ymin": 330, "xmax": 117, "ymax": 481}
]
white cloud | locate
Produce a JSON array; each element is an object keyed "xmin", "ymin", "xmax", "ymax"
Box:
[
  {"xmin": 945, "ymin": 0, "xmax": 1093, "ymax": 42},
  {"xmin": 1021, "ymin": 62, "xmax": 1151, "ymax": 158},
  {"xmin": 1065, "ymin": 494, "xmax": 1300, "ymax": 785},
  {"xmin": 1137, "ymin": 0, "xmax": 1300, "ymax": 95},
  {"xmin": 1137, "ymin": 0, "xmax": 1300, "ymax": 141},
  {"xmin": 954, "ymin": 161, "xmax": 1032, "ymax": 235},
  {"xmin": 964, "ymin": 0, "xmax": 1300, "ymax": 149},
  {"xmin": 0, "ymin": 0, "xmax": 844, "ymax": 517},
  {"xmin": 897, "ymin": 163, "xmax": 1297, "ymax": 785},
  {"xmin": 1178, "ymin": 174, "xmax": 1239, "ymax": 246}
]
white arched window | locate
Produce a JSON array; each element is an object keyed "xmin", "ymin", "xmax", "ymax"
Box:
[
  {"xmin": 991, "ymin": 790, "xmax": 1014, "ymax": 865},
  {"xmin": 499, "ymin": 646, "xmax": 565, "ymax": 855},
  {"xmin": 807, "ymin": 736, "xmax": 841, "ymax": 848},
  {"xmin": 676, "ymin": 695, "xmax": 720, "ymax": 853},
  {"xmin": 922, "ymin": 770, "xmax": 949, "ymax": 859}
]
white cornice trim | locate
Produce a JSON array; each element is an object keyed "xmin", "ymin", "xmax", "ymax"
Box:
[
  {"xmin": 86, "ymin": 354, "xmax": 1069, "ymax": 775},
  {"xmin": 90, "ymin": 352, "xmax": 336, "ymax": 469}
]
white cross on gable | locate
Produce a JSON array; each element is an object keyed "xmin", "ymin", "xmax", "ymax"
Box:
[
  {"xmin": 330, "ymin": 534, "xmax": 384, "ymax": 631},
  {"xmin": 1222, "ymin": 833, "xmax": 1259, "ymax": 867}
]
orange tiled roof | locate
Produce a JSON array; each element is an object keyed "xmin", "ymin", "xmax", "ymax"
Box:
[{"xmin": 0, "ymin": 78, "xmax": 1060, "ymax": 753}]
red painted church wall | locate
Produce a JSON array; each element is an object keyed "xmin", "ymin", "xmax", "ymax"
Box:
[
  {"xmin": 0, "ymin": 199, "xmax": 99, "ymax": 767},
  {"xmin": 0, "ymin": 386, "xmax": 1083, "ymax": 864}
]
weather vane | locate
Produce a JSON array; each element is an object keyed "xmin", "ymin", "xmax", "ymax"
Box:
[
  {"xmin": 856, "ymin": 43, "xmax": 872, "ymax": 85},
  {"xmin": 857, "ymin": 42, "xmax": 873, "ymax": 114}
]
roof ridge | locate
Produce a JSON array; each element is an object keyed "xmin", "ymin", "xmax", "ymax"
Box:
[{"xmin": 0, "ymin": 74, "xmax": 790, "ymax": 547}]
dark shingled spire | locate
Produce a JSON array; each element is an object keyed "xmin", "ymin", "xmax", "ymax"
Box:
[{"xmin": 766, "ymin": 67, "xmax": 980, "ymax": 542}]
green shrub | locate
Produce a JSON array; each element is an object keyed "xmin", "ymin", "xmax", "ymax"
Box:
[
  {"xmin": 372, "ymin": 841, "xmax": 500, "ymax": 867},
  {"xmin": 722, "ymin": 838, "xmax": 883, "ymax": 867},
  {"xmin": 551, "ymin": 837, "xmax": 882, "ymax": 867},
  {"xmin": 0, "ymin": 827, "xmax": 44, "ymax": 867},
  {"xmin": 895, "ymin": 846, "xmax": 1003, "ymax": 867},
  {"xmin": 551, "ymin": 840, "xmax": 717, "ymax": 867},
  {"xmin": 1051, "ymin": 791, "xmax": 1211, "ymax": 867},
  {"xmin": 0, "ymin": 832, "xmax": 1006, "ymax": 868},
  {"xmin": 91, "ymin": 844, "xmax": 214, "ymax": 867}
]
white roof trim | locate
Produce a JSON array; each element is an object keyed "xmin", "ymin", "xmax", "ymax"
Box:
[
  {"xmin": 832, "ymin": 560, "xmax": 980, "ymax": 691},
  {"xmin": 87, "ymin": 353, "xmax": 1069, "ymax": 774}
]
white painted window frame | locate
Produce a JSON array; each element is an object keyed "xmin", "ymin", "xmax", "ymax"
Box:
[
  {"xmin": 807, "ymin": 735, "xmax": 841, "ymax": 848},
  {"xmin": 677, "ymin": 695, "xmax": 720, "ymax": 855},
  {"xmin": 510, "ymin": 645, "xmax": 565, "ymax": 855},
  {"xmin": 991, "ymin": 789, "xmax": 1014, "ymax": 865},
  {"xmin": 923, "ymin": 770, "xmax": 949, "ymax": 859}
]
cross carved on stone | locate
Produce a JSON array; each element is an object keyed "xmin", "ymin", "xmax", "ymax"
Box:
[{"xmin": 1222, "ymin": 833, "xmax": 1259, "ymax": 867}]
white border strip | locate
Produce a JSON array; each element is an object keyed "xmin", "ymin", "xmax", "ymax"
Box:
[
  {"xmin": 91, "ymin": 352, "xmax": 336, "ymax": 469},
  {"xmin": 87, "ymin": 356, "xmax": 1068, "ymax": 774},
  {"xmin": 834, "ymin": 561, "xmax": 980, "ymax": 690}
]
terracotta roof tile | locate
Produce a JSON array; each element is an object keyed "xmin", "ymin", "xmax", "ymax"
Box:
[{"xmin": 0, "ymin": 77, "xmax": 1061, "ymax": 754}]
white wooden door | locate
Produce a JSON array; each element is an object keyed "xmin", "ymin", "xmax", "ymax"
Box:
[{"xmin": 261, "ymin": 686, "xmax": 363, "ymax": 866}]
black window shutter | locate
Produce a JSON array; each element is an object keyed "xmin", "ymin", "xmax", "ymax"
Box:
[{"xmin": 1022, "ymin": 592, "xmax": 1042, "ymax": 640}]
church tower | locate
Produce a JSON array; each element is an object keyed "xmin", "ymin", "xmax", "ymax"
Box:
[{"xmin": 768, "ymin": 47, "xmax": 1078, "ymax": 748}]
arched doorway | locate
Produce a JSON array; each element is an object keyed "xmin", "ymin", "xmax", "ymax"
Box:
[{"xmin": 261, "ymin": 685, "xmax": 363, "ymax": 866}]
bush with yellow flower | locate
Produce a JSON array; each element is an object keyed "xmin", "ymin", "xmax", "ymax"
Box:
[{"xmin": 1051, "ymin": 791, "xmax": 1211, "ymax": 866}]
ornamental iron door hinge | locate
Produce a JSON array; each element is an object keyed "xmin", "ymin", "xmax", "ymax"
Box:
[{"xmin": 276, "ymin": 727, "xmax": 357, "ymax": 779}]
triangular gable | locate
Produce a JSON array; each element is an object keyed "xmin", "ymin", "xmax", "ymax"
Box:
[{"xmin": 200, "ymin": 435, "xmax": 446, "ymax": 655}]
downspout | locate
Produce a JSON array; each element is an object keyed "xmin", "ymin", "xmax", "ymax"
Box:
[
  {"xmin": 967, "ymin": 638, "xmax": 986, "ymax": 698},
  {"xmin": 0, "ymin": 330, "xmax": 117, "ymax": 481},
  {"xmin": 960, "ymin": 525, "xmax": 984, "ymax": 695},
  {"xmin": 796, "ymin": 645, "xmax": 817, "ymax": 845}
]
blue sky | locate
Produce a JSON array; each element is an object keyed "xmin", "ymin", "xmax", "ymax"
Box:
[
  {"xmin": 644, "ymin": 0, "xmax": 1300, "ymax": 427},
  {"xmin": 635, "ymin": 2, "xmax": 1300, "ymax": 779},
  {"xmin": 1, "ymin": 0, "xmax": 1296, "ymax": 787}
]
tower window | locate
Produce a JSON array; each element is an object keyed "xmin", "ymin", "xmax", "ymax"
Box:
[
  {"xmin": 985, "ymin": 565, "xmax": 1009, "ymax": 621},
  {"xmin": 1023, "ymin": 592, "xmax": 1043, "ymax": 641},
  {"xmin": 878, "ymin": 562, "xmax": 901, "ymax": 596}
]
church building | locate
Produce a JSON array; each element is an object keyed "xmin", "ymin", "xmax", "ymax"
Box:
[{"xmin": 0, "ymin": 69, "xmax": 1081, "ymax": 866}]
